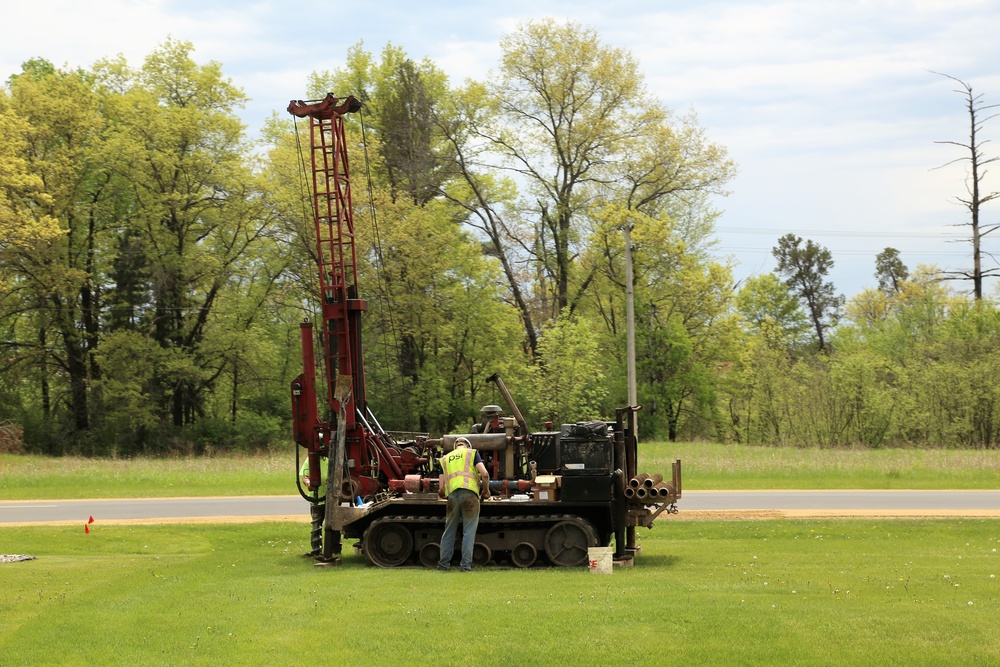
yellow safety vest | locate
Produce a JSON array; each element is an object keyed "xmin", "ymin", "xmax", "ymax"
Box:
[
  {"xmin": 300, "ymin": 457, "xmax": 328, "ymax": 497},
  {"xmin": 440, "ymin": 447, "xmax": 481, "ymax": 497}
]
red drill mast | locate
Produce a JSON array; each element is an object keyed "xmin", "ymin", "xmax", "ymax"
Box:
[{"xmin": 288, "ymin": 94, "xmax": 407, "ymax": 503}]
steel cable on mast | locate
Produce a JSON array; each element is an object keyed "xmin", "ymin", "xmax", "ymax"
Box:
[
  {"xmin": 291, "ymin": 116, "xmax": 321, "ymax": 311},
  {"xmin": 355, "ymin": 97, "xmax": 412, "ymax": 427},
  {"xmin": 291, "ymin": 115, "xmax": 335, "ymax": 432},
  {"xmin": 291, "ymin": 116, "xmax": 310, "ymax": 244}
]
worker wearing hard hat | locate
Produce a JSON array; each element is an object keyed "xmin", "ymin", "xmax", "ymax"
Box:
[
  {"xmin": 437, "ymin": 437, "xmax": 491, "ymax": 571},
  {"xmin": 300, "ymin": 456, "xmax": 328, "ymax": 558}
]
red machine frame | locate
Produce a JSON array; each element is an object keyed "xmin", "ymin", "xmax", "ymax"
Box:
[
  {"xmin": 286, "ymin": 93, "xmax": 680, "ymax": 569},
  {"xmin": 288, "ymin": 94, "xmax": 416, "ymax": 506}
]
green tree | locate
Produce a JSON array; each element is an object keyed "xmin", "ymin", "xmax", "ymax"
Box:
[
  {"xmin": 735, "ymin": 273, "xmax": 810, "ymax": 349},
  {"xmin": 528, "ymin": 313, "xmax": 607, "ymax": 425},
  {"xmin": 724, "ymin": 331, "xmax": 802, "ymax": 446},
  {"xmin": 308, "ymin": 42, "xmax": 454, "ymax": 206},
  {"xmin": 844, "ymin": 289, "xmax": 893, "ymax": 327},
  {"xmin": 441, "ymin": 19, "xmax": 734, "ymax": 354},
  {"xmin": 93, "ymin": 39, "xmax": 264, "ymax": 428},
  {"xmin": 351, "ymin": 192, "xmax": 526, "ymax": 434},
  {"xmin": 576, "ymin": 205, "xmax": 737, "ymax": 440},
  {"xmin": 493, "ymin": 19, "xmax": 649, "ymax": 315},
  {"xmin": 875, "ymin": 247, "xmax": 908, "ymax": 295},
  {"xmin": 376, "ymin": 55, "xmax": 454, "ymax": 204},
  {"xmin": 92, "ymin": 330, "xmax": 161, "ymax": 448},
  {"xmin": 773, "ymin": 234, "xmax": 844, "ymax": 352},
  {"xmin": 0, "ymin": 60, "xmax": 105, "ymax": 435},
  {"xmin": 436, "ymin": 83, "xmax": 541, "ymax": 353},
  {"xmin": 0, "ymin": 100, "xmax": 62, "ymax": 258}
]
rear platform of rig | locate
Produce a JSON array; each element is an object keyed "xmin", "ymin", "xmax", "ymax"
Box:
[{"xmin": 287, "ymin": 94, "xmax": 681, "ymax": 568}]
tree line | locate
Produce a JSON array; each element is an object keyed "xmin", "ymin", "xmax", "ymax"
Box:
[{"xmin": 1, "ymin": 21, "xmax": 998, "ymax": 455}]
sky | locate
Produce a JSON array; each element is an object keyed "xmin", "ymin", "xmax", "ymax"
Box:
[{"xmin": 3, "ymin": 0, "xmax": 1000, "ymax": 299}]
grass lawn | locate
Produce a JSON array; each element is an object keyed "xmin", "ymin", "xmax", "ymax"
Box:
[
  {"xmin": 0, "ymin": 451, "xmax": 296, "ymax": 500},
  {"xmin": 2, "ymin": 519, "xmax": 998, "ymax": 666},
  {"xmin": 645, "ymin": 442, "xmax": 1000, "ymax": 490},
  {"xmin": 4, "ymin": 442, "xmax": 1000, "ymax": 500}
]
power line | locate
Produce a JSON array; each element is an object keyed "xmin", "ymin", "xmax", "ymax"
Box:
[
  {"xmin": 715, "ymin": 226, "xmax": 967, "ymax": 239},
  {"xmin": 716, "ymin": 245, "xmax": 972, "ymax": 257}
]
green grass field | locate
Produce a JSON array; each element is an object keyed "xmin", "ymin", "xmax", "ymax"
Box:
[
  {"xmin": 651, "ymin": 442, "xmax": 1000, "ymax": 490},
  {"xmin": 0, "ymin": 451, "xmax": 295, "ymax": 500},
  {"xmin": 2, "ymin": 519, "xmax": 998, "ymax": 666},
  {"xmin": 3, "ymin": 442, "xmax": 1000, "ymax": 500},
  {"xmin": 3, "ymin": 446, "xmax": 1000, "ymax": 664}
]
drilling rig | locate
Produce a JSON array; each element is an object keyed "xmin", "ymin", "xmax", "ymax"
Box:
[{"xmin": 288, "ymin": 93, "xmax": 681, "ymax": 568}]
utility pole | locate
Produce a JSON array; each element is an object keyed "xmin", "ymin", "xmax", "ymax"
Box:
[{"xmin": 624, "ymin": 223, "xmax": 638, "ymax": 437}]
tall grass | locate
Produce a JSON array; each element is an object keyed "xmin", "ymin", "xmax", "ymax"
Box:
[
  {"xmin": 0, "ymin": 451, "xmax": 296, "ymax": 500},
  {"xmin": 643, "ymin": 442, "xmax": 1000, "ymax": 489},
  {"xmin": 2, "ymin": 520, "xmax": 998, "ymax": 665},
  {"xmin": 3, "ymin": 441, "xmax": 1000, "ymax": 501}
]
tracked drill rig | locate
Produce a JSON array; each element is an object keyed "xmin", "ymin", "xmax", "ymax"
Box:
[{"xmin": 288, "ymin": 93, "xmax": 681, "ymax": 568}]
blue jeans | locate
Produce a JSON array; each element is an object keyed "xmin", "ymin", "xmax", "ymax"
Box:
[{"xmin": 438, "ymin": 488, "xmax": 480, "ymax": 570}]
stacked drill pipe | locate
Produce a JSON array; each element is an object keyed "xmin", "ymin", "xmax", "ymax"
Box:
[
  {"xmin": 624, "ymin": 473, "xmax": 676, "ymax": 504},
  {"xmin": 629, "ymin": 473, "xmax": 652, "ymax": 488}
]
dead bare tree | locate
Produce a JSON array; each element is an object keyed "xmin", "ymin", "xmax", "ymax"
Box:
[{"xmin": 931, "ymin": 71, "xmax": 1000, "ymax": 300}]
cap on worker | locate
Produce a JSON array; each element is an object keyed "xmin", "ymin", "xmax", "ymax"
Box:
[{"xmin": 455, "ymin": 437, "xmax": 471, "ymax": 447}]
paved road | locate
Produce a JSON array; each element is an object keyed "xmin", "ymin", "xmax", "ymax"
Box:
[
  {"xmin": 4, "ymin": 490, "xmax": 1000, "ymax": 525},
  {"xmin": 0, "ymin": 495, "xmax": 308, "ymax": 526},
  {"xmin": 680, "ymin": 489, "xmax": 1000, "ymax": 517}
]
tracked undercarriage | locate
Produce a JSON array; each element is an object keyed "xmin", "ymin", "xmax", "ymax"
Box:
[{"xmin": 335, "ymin": 442, "xmax": 681, "ymax": 568}]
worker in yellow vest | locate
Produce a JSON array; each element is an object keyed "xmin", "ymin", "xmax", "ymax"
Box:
[{"xmin": 437, "ymin": 437, "xmax": 491, "ymax": 571}]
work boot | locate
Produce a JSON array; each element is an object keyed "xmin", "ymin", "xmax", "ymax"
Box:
[{"xmin": 314, "ymin": 555, "xmax": 342, "ymax": 567}]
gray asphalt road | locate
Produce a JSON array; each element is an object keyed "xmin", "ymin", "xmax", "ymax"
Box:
[
  {"xmin": 4, "ymin": 490, "xmax": 1000, "ymax": 525},
  {"xmin": 681, "ymin": 489, "xmax": 1000, "ymax": 515},
  {"xmin": 1, "ymin": 495, "xmax": 308, "ymax": 525}
]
